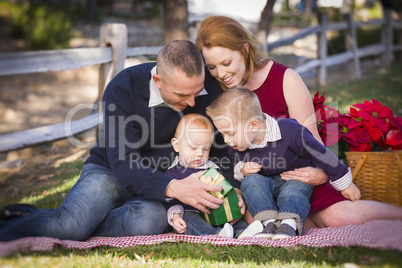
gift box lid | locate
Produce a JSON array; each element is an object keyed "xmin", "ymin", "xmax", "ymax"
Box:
[{"xmin": 200, "ymin": 167, "xmax": 233, "ymax": 197}]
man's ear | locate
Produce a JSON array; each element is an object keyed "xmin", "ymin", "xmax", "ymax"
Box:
[
  {"xmin": 153, "ymin": 74, "xmax": 162, "ymax": 89},
  {"xmin": 171, "ymin": 138, "xmax": 179, "ymax": 152}
]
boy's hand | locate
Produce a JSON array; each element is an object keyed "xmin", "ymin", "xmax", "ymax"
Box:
[
  {"xmin": 241, "ymin": 162, "xmax": 262, "ymax": 177},
  {"xmin": 341, "ymin": 183, "xmax": 361, "ymax": 201},
  {"xmin": 228, "ymin": 190, "xmax": 247, "ymax": 226},
  {"xmin": 234, "ymin": 188, "xmax": 246, "ymax": 215},
  {"xmin": 172, "ymin": 213, "xmax": 187, "ymax": 233}
]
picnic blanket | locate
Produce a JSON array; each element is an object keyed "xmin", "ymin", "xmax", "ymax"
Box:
[{"xmin": 1, "ymin": 219, "xmax": 401, "ymax": 256}]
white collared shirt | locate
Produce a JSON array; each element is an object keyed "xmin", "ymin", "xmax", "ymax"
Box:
[
  {"xmin": 249, "ymin": 113, "xmax": 282, "ymax": 149},
  {"xmin": 234, "ymin": 113, "xmax": 282, "ymax": 181},
  {"xmin": 168, "ymin": 155, "xmax": 219, "ymax": 170}
]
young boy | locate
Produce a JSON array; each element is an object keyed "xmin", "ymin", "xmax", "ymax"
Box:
[
  {"xmin": 164, "ymin": 113, "xmax": 263, "ymax": 238},
  {"xmin": 206, "ymin": 87, "xmax": 360, "ymax": 240}
]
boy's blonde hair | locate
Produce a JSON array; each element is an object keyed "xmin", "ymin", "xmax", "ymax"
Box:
[
  {"xmin": 206, "ymin": 87, "xmax": 263, "ymax": 123},
  {"xmin": 174, "ymin": 113, "xmax": 214, "ymax": 140}
]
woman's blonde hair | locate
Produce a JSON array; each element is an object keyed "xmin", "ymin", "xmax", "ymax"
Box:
[
  {"xmin": 206, "ymin": 87, "xmax": 263, "ymax": 124},
  {"xmin": 195, "ymin": 15, "xmax": 270, "ymax": 89}
]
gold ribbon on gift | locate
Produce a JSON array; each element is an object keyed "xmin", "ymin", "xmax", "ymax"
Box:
[
  {"xmin": 199, "ymin": 174, "xmax": 225, "ymax": 199},
  {"xmin": 204, "ymin": 212, "xmax": 211, "ymax": 225},
  {"xmin": 203, "ymin": 196, "xmax": 234, "ymax": 225},
  {"xmin": 223, "ymin": 197, "xmax": 233, "ymax": 222}
]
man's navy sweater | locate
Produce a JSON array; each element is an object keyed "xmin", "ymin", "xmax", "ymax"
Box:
[{"xmin": 85, "ymin": 62, "xmax": 223, "ymax": 201}]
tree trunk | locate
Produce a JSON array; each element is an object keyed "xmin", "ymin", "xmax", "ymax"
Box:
[
  {"xmin": 257, "ymin": 0, "xmax": 276, "ymax": 54},
  {"xmin": 162, "ymin": 0, "xmax": 189, "ymax": 44}
]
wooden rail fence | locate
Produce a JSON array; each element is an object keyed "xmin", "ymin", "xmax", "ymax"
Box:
[{"xmin": 0, "ymin": 9, "xmax": 400, "ymax": 153}]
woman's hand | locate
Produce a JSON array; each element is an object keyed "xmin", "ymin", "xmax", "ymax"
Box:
[{"xmin": 280, "ymin": 166, "xmax": 327, "ymax": 186}]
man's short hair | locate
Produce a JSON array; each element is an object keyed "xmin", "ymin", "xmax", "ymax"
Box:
[{"xmin": 157, "ymin": 40, "xmax": 204, "ymax": 82}]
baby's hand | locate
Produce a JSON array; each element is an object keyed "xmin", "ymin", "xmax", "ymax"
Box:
[
  {"xmin": 241, "ymin": 162, "xmax": 262, "ymax": 177},
  {"xmin": 341, "ymin": 183, "xmax": 361, "ymax": 201},
  {"xmin": 172, "ymin": 214, "xmax": 187, "ymax": 233}
]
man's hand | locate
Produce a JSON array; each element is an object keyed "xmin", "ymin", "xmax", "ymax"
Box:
[
  {"xmin": 172, "ymin": 213, "xmax": 187, "ymax": 233},
  {"xmin": 165, "ymin": 171, "xmax": 224, "ymax": 214},
  {"xmin": 341, "ymin": 183, "xmax": 361, "ymax": 201},
  {"xmin": 280, "ymin": 166, "xmax": 327, "ymax": 186},
  {"xmin": 241, "ymin": 162, "xmax": 262, "ymax": 177}
]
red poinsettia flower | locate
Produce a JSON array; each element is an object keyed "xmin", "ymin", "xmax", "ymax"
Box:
[
  {"xmin": 320, "ymin": 115, "xmax": 341, "ymax": 146},
  {"xmin": 362, "ymin": 119, "xmax": 384, "ymax": 143},
  {"xmin": 353, "ymin": 99, "xmax": 392, "ymax": 133},
  {"xmin": 313, "ymin": 91, "xmax": 326, "ymax": 110},
  {"xmin": 339, "ymin": 114, "xmax": 371, "ymax": 151},
  {"xmin": 385, "ymin": 115, "xmax": 402, "ymax": 150},
  {"xmin": 313, "ymin": 91, "xmax": 341, "ymax": 146},
  {"xmin": 314, "ymin": 92, "xmax": 400, "ymax": 153}
]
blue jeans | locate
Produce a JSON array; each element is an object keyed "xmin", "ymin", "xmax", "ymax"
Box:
[
  {"xmin": 241, "ymin": 174, "xmax": 313, "ymax": 232},
  {"xmin": 0, "ymin": 164, "xmax": 170, "ymax": 241},
  {"xmin": 182, "ymin": 211, "xmax": 248, "ymax": 238}
]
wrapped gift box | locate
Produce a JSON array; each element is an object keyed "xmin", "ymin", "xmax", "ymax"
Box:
[{"xmin": 199, "ymin": 167, "xmax": 242, "ymax": 226}]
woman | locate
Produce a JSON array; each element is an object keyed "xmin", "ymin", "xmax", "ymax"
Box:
[{"xmin": 195, "ymin": 15, "xmax": 402, "ymax": 229}]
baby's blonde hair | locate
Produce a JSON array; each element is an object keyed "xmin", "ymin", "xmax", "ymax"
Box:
[
  {"xmin": 206, "ymin": 87, "xmax": 263, "ymax": 124},
  {"xmin": 174, "ymin": 113, "xmax": 214, "ymax": 140}
]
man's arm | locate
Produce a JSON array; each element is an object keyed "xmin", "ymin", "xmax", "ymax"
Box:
[{"xmin": 165, "ymin": 170, "xmax": 224, "ymax": 213}]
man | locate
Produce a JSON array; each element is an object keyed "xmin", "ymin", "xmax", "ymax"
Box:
[{"xmin": 0, "ymin": 40, "xmax": 227, "ymax": 241}]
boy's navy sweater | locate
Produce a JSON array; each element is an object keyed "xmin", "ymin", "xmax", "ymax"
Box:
[
  {"xmin": 85, "ymin": 62, "xmax": 223, "ymax": 202},
  {"xmin": 229, "ymin": 118, "xmax": 349, "ymax": 188},
  {"xmin": 163, "ymin": 165, "xmax": 224, "ymax": 211}
]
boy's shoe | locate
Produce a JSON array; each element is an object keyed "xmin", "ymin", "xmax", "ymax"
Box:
[
  {"xmin": 237, "ymin": 220, "xmax": 264, "ymax": 239},
  {"xmin": 0, "ymin": 204, "xmax": 38, "ymax": 220},
  {"xmin": 218, "ymin": 223, "xmax": 234, "ymax": 238},
  {"xmin": 272, "ymin": 223, "xmax": 296, "ymax": 240},
  {"xmin": 253, "ymin": 221, "xmax": 277, "ymax": 239}
]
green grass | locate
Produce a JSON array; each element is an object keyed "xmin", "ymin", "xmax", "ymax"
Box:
[
  {"xmin": 311, "ymin": 62, "xmax": 402, "ymax": 116},
  {"xmin": 1, "ymin": 62, "xmax": 402, "ymax": 267},
  {"xmin": 1, "ymin": 238, "xmax": 402, "ymax": 267}
]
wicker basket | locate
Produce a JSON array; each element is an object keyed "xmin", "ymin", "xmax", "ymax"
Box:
[{"xmin": 345, "ymin": 151, "xmax": 402, "ymax": 206}]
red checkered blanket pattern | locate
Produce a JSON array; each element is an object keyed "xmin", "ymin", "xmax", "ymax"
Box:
[{"xmin": 1, "ymin": 220, "xmax": 401, "ymax": 256}]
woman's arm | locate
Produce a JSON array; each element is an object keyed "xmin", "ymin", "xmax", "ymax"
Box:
[
  {"xmin": 283, "ymin": 68, "xmax": 323, "ymax": 144},
  {"xmin": 280, "ymin": 68, "xmax": 327, "ymax": 186}
]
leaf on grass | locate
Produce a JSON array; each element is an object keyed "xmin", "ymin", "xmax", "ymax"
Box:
[
  {"xmin": 133, "ymin": 251, "xmax": 142, "ymax": 261},
  {"xmin": 117, "ymin": 254, "xmax": 126, "ymax": 260},
  {"xmin": 145, "ymin": 251, "xmax": 154, "ymax": 260},
  {"xmin": 328, "ymin": 248, "xmax": 333, "ymax": 259},
  {"xmin": 133, "ymin": 251, "xmax": 147, "ymax": 264},
  {"xmin": 39, "ymin": 174, "xmax": 54, "ymax": 181},
  {"xmin": 41, "ymin": 190, "xmax": 48, "ymax": 196},
  {"xmin": 203, "ymin": 247, "xmax": 212, "ymax": 253}
]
